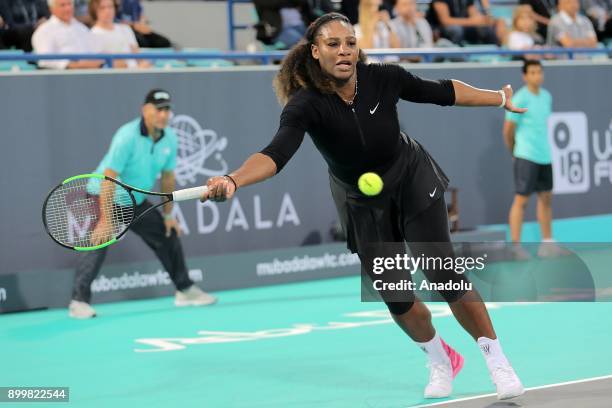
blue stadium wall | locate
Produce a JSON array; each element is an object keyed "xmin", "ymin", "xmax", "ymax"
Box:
[{"xmin": 0, "ymin": 61, "xmax": 610, "ymax": 312}]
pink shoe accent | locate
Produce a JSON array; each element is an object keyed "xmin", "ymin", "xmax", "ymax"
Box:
[{"xmin": 440, "ymin": 338, "xmax": 464, "ymax": 379}]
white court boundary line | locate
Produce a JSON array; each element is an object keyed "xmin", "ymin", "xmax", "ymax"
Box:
[{"xmin": 410, "ymin": 374, "xmax": 612, "ymax": 408}]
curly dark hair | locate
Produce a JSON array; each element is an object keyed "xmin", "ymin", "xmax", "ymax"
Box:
[{"xmin": 273, "ymin": 13, "xmax": 367, "ymax": 106}]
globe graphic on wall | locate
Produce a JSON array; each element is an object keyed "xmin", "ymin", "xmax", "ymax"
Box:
[{"xmin": 170, "ymin": 114, "xmax": 229, "ymax": 186}]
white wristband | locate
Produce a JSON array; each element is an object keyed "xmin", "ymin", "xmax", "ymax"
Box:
[{"xmin": 498, "ymin": 90, "xmax": 506, "ymax": 108}]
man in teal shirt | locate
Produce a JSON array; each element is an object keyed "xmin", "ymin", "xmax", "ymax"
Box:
[
  {"xmin": 503, "ymin": 60, "xmax": 557, "ymax": 251},
  {"xmin": 69, "ymin": 89, "xmax": 216, "ymax": 319}
]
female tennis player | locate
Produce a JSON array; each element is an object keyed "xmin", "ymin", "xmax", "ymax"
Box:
[{"xmin": 201, "ymin": 13, "xmax": 526, "ymax": 400}]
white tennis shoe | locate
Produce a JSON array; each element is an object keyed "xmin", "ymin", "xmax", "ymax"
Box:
[
  {"xmin": 424, "ymin": 339, "xmax": 464, "ymax": 398},
  {"xmin": 68, "ymin": 300, "xmax": 97, "ymax": 319},
  {"xmin": 424, "ymin": 363, "xmax": 453, "ymax": 398},
  {"xmin": 175, "ymin": 285, "xmax": 217, "ymax": 307},
  {"xmin": 489, "ymin": 363, "xmax": 525, "ymax": 400}
]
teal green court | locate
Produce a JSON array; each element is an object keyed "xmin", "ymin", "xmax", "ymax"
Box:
[{"xmin": 2, "ymin": 276, "xmax": 612, "ymax": 407}]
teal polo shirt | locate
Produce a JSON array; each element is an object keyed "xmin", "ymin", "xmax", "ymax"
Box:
[
  {"xmin": 88, "ymin": 118, "xmax": 177, "ymax": 204},
  {"xmin": 505, "ymin": 86, "xmax": 553, "ymax": 164}
]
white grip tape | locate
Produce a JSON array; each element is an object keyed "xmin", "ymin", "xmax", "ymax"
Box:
[{"xmin": 172, "ymin": 186, "xmax": 208, "ymax": 202}]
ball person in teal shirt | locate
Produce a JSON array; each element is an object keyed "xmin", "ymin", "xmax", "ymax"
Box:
[
  {"xmin": 69, "ymin": 89, "xmax": 216, "ymax": 319},
  {"xmin": 503, "ymin": 60, "xmax": 559, "ymax": 254}
]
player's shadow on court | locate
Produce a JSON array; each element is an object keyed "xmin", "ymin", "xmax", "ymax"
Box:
[{"xmin": 483, "ymin": 401, "xmax": 522, "ymax": 407}]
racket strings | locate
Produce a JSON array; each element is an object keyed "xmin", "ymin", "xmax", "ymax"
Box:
[{"xmin": 44, "ymin": 178, "xmax": 134, "ymax": 247}]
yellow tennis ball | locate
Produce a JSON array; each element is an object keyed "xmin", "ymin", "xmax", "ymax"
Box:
[{"xmin": 358, "ymin": 172, "xmax": 383, "ymax": 196}]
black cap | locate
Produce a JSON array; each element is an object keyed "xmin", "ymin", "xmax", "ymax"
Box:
[{"xmin": 144, "ymin": 89, "xmax": 172, "ymax": 109}]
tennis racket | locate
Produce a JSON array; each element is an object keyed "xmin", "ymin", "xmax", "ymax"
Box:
[{"xmin": 42, "ymin": 173, "xmax": 208, "ymax": 251}]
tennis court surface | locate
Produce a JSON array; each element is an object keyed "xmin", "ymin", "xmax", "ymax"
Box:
[{"xmin": 2, "ymin": 275, "xmax": 611, "ymax": 407}]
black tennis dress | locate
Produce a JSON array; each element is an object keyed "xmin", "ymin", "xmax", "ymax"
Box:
[
  {"xmin": 261, "ymin": 62, "xmax": 470, "ymax": 309},
  {"xmin": 261, "ymin": 62, "xmax": 455, "ymax": 251}
]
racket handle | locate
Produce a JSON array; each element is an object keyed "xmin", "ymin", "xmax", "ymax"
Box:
[{"xmin": 172, "ymin": 186, "xmax": 208, "ymax": 202}]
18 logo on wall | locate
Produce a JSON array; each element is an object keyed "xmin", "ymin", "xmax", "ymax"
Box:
[
  {"xmin": 548, "ymin": 112, "xmax": 590, "ymax": 194},
  {"xmin": 548, "ymin": 113, "xmax": 612, "ymax": 194}
]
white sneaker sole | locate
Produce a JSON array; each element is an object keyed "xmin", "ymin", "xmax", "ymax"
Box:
[
  {"xmin": 498, "ymin": 385, "xmax": 525, "ymax": 400},
  {"xmin": 68, "ymin": 311, "xmax": 96, "ymax": 319},
  {"xmin": 174, "ymin": 298, "xmax": 217, "ymax": 307},
  {"xmin": 424, "ymin": 389, "xmax": 452, "ymax": 399}
]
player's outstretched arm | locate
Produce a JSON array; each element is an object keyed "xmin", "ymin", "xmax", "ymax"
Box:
[
  {"xmin": 452, "ymin": 81, "xmax": 527, "ymax": 113},
  {"xmin": 200, "ymin": 153, "xmax": 277, "ymax": 202}
]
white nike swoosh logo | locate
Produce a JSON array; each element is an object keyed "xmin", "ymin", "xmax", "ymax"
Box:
[
  {"xmin": 429, "ymin": 187, "xmax": 437, "ymax": 198},
  {"xmin": 369, "ymin": 102, "xmax": 380, "ymax": 115}
]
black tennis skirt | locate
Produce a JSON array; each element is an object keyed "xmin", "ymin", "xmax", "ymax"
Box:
[{"xmin": 329, "ymin": 133, "xmax": 450, "ymax": 254}]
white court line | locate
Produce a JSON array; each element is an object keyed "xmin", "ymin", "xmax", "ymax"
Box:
[{"xmin": 409, "ymin": 374, "xmax": 612, "ymax": 408}]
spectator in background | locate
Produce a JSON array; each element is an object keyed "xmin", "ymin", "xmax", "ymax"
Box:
[
  {"xmin": 253, "ymin": 0, "xmax": 315, "ymax": 49},
  {"xmin": 582, "ymin": 0, "xmax": 611, "ymax": 40},
  {"xmin": 308, "ymin": 0, "xmax": 335, "ymax": 17},
  {"xmin": 547, "ymin": 0, "xmax": 597, "ymax": 47},
  {"xmin": 73, "ymin": 0, "xmax": 92, "ymax": 26},
  {"xmin": 341, "ymin": 0, "xmax": 359, "ymax": 24},
  {"xmin": 478, "ymin": 0, "xmax": 494, "ymax": 17},
  {"xmin": 391, "ymin": 0, "xmax": 434, "ymax": 48},
  {"xmin": 0, "ymin": 0, "xmax": 49, "ymax": 51},
  {"xmin": 117, "ymin": 0, "xmax": 172, "ymax": 48},
  {"xmin": 426, "ymin": 0, "xmax": 504, "ymax": 45},
  {"xmin": 32, "ymin": 0, "xmax": 104, "ymax": 69},
  {"xmin": 519, "ymin": 0, "xmax": 556, "ymax": 39},
  {"xmin": 355, "ymin": 0, "xmax": 400, "ymax": 62},
  {"xmin": 341, "ymin": 0, "xmax": 394, "ymax": 25},
  {"xmin": 506, "ymin": 5, "xmax": 544, "ymax": 51},
  {"xmin": 90, "ymin": 0, "xmax": 151, "ymax": 68}
]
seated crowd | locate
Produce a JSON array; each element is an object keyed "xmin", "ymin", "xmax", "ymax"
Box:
[
  {"xmin": 0, "ymin": 0, "xmax": 609, "ymax": 69},
  {"xmin": 255, "ymin": 0, "xmax": 608, "ymax": 54},
  {"xmin": 1, "ymin": 0, "xmax": 171, "ymax": 69}
]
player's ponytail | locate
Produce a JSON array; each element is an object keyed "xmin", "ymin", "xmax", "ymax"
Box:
[{"xmin": 273, "ymin": 13, "xmax": 366, "ymax": 105}]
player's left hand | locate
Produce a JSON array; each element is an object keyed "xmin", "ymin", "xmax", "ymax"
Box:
[
  {"xmin": 164, "ymin": 217, "xmax": 182, "ymax": 237},
  {"xmin": 502, "ymin": 84, "xmax": 528, "ymax": 114}
]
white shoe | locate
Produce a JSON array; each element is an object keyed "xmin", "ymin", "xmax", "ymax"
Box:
[
  {"xmin": 68, "ymin": 300, "xmax": 96, "ymax": 319},
  {"xmin": 175, "ymin": 285, "xmax": 217, "ymax": 307},
  {"xmin": 424, "ymin": 362, "xmax": 453, "ymax": 398},
  {"xmin": 537, "ymin": 241, "xmax": 572, "ymax": 258},
  {"xmin": 423, "ymin": 339, "xmax": 464, "ymax": 399},
  {"xmin": 510, "ymin": 245, "xmax": 531, "ymax": 261},
  {"xmin": 490, "ymin": 364, "xmax": 525, "ymax": 400}
]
